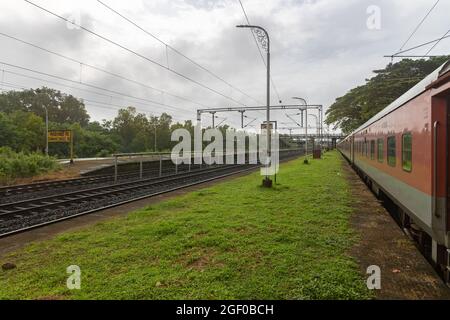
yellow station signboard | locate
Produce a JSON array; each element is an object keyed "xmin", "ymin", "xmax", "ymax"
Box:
[
  {"xmin": 48, "ymin": 130, "xmax": 72, "ymax": 143},
  {"xmin": 47, "ymin": 130, "xmax": 74, "ymax": 163}
]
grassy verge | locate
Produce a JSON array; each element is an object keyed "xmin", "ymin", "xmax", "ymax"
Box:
[
  {"xmin": 0, "ymin": 147, "xmax": 60, "ymax": 185},
  {"xmin": 0, "ymin": 151, "xmax": 372, "ymax": 300}
]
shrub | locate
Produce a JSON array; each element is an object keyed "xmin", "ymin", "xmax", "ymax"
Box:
[{"xmin": 0, "ymin": 147, "xmax": 59, "ymax": 184}]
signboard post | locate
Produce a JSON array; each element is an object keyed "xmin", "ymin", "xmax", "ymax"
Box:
[{"xmin": 47, "ymin": 130, "xmax": 74, "ymax": 164}]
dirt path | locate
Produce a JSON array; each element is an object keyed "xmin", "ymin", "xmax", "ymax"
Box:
[
  {"xmin": 342, "ymin": 156, "xmax": 450, "ymax": 299},
  {"xmin": 1, "ymin": 159, "xmax": 117, "ymax": 186}
]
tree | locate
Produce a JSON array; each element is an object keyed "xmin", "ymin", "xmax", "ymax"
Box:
[
  {"xmin": 0, "ymin": 111, "xmax": 45, "ymax": 152},
  {"xmin": 0, "ymin": 87, "xmax": 90, "ymax": 126},
  {"xmin": 325, "ymin": 57, "xmax": 450, "ymax": 134},
  {"xmin": 156, "ymin": 113, "xmax": 173, "ymax": 151}
]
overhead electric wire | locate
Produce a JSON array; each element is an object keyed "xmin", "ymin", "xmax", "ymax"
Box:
[
  {"xmin": 0, "ymin": 80, "xmax": 190, "ymax": 122},
  {"xmin": 0, "ymin": 68, "xmax": 196, "ymax": 116},
  {"xmin": 423, "ymin": 27, "xmax": 450, "ymax": 57},
  {"xmin": 83, "ymin": 99, "xmax": 188, "ymax": 122},
  {"xmin": 96, "ymin": 0, "xmax": 262, "ymax": 105},
  {"xmin": 0, "ymin": 61, "xmax": 195, "ymax": 116},
  {"xmin": 396, "ymin": 0, "xmax": 440, "ymax": 53},
  {"xmin": 24, "ymin": 0, "xmax": 249, "ymax": 107},
  {"xmin": 0, "ymin": 32, "xmax": 207, "ymax": 108},
  {"xmin": 237, "ymin": 0, "xmax": 281, "ymax": 103},
  {"xmin": 387, "ymin": 34, "xmax": 450, "ymax": 58}
]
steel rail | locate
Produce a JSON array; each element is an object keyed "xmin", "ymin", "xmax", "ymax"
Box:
[
  {"xmin": 0, "ymin": 163, "xmax": 203, "ymax": 198},
  {"xmin": 0, "ymin": 165, "xmax": 235, "ymax": 217}
]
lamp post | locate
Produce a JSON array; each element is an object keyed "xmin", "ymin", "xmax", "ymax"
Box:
[
  {"xmin": 237, "ymin": 24, "xmax": 272, "ymax": 187},
  {"xmin": 292, "ymin": 97, "xmax": 308, "ymax": 162}
]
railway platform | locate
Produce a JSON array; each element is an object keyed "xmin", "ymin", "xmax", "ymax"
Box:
[{"xmin": 343, "ymin": 160, "xmax": 450, "ymax": 299}]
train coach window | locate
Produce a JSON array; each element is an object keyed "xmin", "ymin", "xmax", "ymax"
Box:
[
  {"xmin": 402, "ymin": 133, "xmax": 412, "ymax": 172},
  {"xmin": 377, "ymin": 139, "xmax": 384, "ymax": 163},
  {"xmin": 370, "ymin": 140, "xmax": 375, "ymax": 160},
  {"xmin": 387, "ymin": 136, "xmax": 396, "ymax": 167}
]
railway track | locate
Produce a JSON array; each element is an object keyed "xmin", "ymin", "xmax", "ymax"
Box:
[
  {"xmin": 0, "ymin": 150, "xmax": 304, "ymax": 238},
  {"xmin": 0, "ymin": 164, "xmax": 254, "ymax": 237},
  {"xmin": 0, "ymin": 163, "xmax": 202, "ymax": 202}
]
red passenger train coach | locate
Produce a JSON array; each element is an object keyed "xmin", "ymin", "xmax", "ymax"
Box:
[{"xmin": 338, "ymin": 61, "xmax": 450, "ymax": 283}]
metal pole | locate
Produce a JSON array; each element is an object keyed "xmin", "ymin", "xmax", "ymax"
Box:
[
  {"xmin": 140, "ymin": 157, "xmax": 143, "ymax": 179},
  {"xmin": 266, "ymin": 33, "xmax": 271, "ymax": 184},
  {"xmin": 114, "ymin": 155, "xmax": 118, "ymax": 183},
  {"xmin": 212, "ymin": 112, "xmax": 215, "ymax": 128},
  {"xmin": 240, "ymin": 111, "xmax": 244, "ymax": 129},
  {"xmin": 154, "ymin": 125, "xmax": 157, "ymax": 152},
  {"xmin": 305, "ymin": 107, "xmax": 308, "ymax": 156},
  {"xmin": 321, "ymin": 106, "xmax": 324, "ymax": 149},
  {"xmin": 70, "ymin": 130, "xmax": 74, "ymax": 164},
  {"xmin": 236, "ymin": 24, "xmax": 271, "ymax": 187},
  {"xmin": 159, "ymin": 154, "xmax": 162, "ymax": 177},
  {"xmin": 44, "ymin": 106, "xmax": 48, "ymax": 156}
]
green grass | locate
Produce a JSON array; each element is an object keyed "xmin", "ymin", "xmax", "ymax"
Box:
[{"xmin": 0, "ymin": 152, "xmax": 372, "ymax": 300}]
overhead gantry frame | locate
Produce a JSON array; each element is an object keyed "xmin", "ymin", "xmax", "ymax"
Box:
[{"xmin": 196, "ymin": 104, "xmax": 323, "ymax": 131}]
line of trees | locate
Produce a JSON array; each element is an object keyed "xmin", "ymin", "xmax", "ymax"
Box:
[
  {"xmin": 0, "ymin": 87, "xmax": 207, "ymax": 158},
  {"xmin": 325, "ymin": 56, "xmax": 450, "ymax": 134}
]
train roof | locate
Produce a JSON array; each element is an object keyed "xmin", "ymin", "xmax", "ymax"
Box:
[{"xmin": 352, "ymin": 60, "xmax": 450, "ymax": 134}]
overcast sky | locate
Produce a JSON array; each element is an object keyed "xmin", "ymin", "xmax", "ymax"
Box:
[{"xmin": 0, "ymin": 0, "xmax": 449, "ymax": 133}]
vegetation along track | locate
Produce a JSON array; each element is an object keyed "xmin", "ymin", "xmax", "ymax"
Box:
[{"xmin": 0, "ymin": 149, "xmax": 303, "ymax": 237}]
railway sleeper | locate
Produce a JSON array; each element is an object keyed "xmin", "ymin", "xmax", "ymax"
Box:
[
  {"xmin": 27, "ymin": 203, "xmax": 44, "ymax": 208},
  {"xmin": 13, "ymin": 206, "xmax": 31, "ymax": 211},
  {"xmin": 41, "ymin": 201, "xmax": 56, "ymax": 205}
]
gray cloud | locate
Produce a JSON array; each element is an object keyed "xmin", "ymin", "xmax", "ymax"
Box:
[{"xmin": 0, "ymin": 0, "xmax": 449, "ymax": 131}]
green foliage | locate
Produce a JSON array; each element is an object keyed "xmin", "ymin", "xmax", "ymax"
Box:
[
  {"xmin": 325, "ymin": 57, "xmax": 450, "ymax": 134},
  {"xmin": 0, "ymin": 88, "xmax": 229, "ymax": 158},
  {"xmin": 0, "ymin": 111, "xmax": 45, "ymax": 152},
  {"xmin": 0, "ymin": 147, "xmax": 59, "ymax": 184},
  {"xmin": 0, "ymin": 87, "xmax": 90, "ymax": 126}
]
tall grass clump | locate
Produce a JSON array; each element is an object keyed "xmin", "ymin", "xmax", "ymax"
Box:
[{"xmin": 0, "ymin": 147, "xmax": 59, "ymax": 184}]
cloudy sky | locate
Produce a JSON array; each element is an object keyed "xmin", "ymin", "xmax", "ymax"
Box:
[{"xmin": 0, "ymin": 0, "xmax": 449, "ymax": 133}]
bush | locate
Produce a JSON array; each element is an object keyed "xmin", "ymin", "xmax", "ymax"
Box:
[{"xmin": 0, "ymin": 147, "xmax": 60, "ymax": 184}]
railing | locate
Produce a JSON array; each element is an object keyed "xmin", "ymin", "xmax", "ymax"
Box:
[{"xmin": 112, "ymin": 149, "xmax": 304, "ymax": 183}]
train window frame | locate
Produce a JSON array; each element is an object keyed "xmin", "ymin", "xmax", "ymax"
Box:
[
  {"xmin": 387, "ymin": 136, "xmax": 396, "ymax": 167},
  {"xmin": 402, "ymin": 133, "xmax": 412, "ymax": 172},
  {"xmin": 370, "ymin": 140, "xmax": 375, "ymax": 160},
  {"xmin": 377, "ymin": 138, "xmax": 384, "ymax": 163}
]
